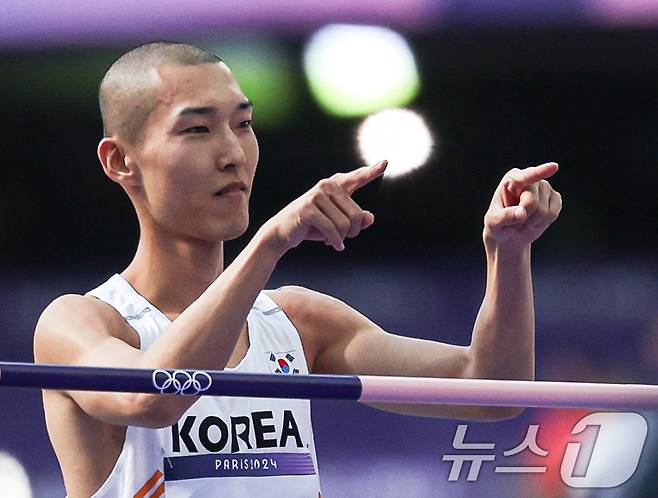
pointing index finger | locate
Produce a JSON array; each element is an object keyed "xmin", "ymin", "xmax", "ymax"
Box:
[
  {"xmin": 338, "ymin": 160, "xmax": 388, "ymax": 195},
  {"xmin": 508, "ymin": 162, "xmax": 559, "ymax": 190}
]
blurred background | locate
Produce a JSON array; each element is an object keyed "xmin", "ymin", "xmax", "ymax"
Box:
[{"xmin": 0, "ymin": 0, "xmax": 656, "ymax": 496}]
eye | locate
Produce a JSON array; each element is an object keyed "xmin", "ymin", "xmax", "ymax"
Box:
[
  {"xmin": 183, "ymin": 126, "xmax": 210, "ymax": 134},
  {"xmin": 238, "ymin": 120, "xmax": 253, "ymax": 129}
]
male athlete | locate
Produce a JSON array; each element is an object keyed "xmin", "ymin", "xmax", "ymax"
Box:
[{"xmin": 34, "ymin": 42, "xmax": 562, "ymax": 497}]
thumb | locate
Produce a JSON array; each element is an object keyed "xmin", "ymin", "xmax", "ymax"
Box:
[
  {"xmin": 486, "ymin": 206, "xmax": 527, "ymax": 228},
  {"xmin": 360, "ymin": 211, "xmax": 375, "ymax": 229}
]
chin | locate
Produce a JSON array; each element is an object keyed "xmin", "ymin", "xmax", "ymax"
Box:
[{"xmin": 213, "ymin": 216, "xmax": 249, "ymax": 242}]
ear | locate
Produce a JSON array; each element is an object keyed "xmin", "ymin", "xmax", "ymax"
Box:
[{"xmin": 97, "ymin": 137, "xmax": 141, "ymax": 186}]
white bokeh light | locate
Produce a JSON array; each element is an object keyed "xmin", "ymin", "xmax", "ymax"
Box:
[
  {"xmin": 303, "ymin": 24, "xmax": 420, "ymax": 117},
  {"xmin": 0, "ymin": 452, "xmax": 32, "ymax": 498},
  {"xmin": 357, "ymin": 108, "xmax": 434, "ymax": 178}
]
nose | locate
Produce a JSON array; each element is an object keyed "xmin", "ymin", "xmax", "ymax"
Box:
[{"xmin": 215, "ymin": 127, "xmax": 247, "ymax": 171}]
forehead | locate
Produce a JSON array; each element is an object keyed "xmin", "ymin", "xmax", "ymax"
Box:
[{"xmin": 150, "ymin": 62, "xmax": 246, "ymax": 118}]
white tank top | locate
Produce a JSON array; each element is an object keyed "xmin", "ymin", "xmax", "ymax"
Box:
[{"xmin": 84, "ymin": 274, "xmax": 321, "ymax": 498}]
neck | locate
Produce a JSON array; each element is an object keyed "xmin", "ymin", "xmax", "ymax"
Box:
[{"xmin": 122, "ymin": 225, "xmax": 225, "ymax": 320}]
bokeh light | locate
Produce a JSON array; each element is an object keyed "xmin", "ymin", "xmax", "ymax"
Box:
[
  {"xmin": 206, "ymin": 38, "xmax": 299, "ymax": 128},
  {"xmin": 303, "ymin": 24, "xmax": 420, "ymax": 117},
  {"xmin": 356, "ymin": 108, "xmax": 434, "ymax": 178},
  {"xmin": 0, "ymin": 452, "xmax": 32, "ymax": 498}
]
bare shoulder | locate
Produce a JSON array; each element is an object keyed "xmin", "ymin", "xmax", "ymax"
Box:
[
  {"xmin": 264, "ymin": 286, "xmax": 378, "ymax": 371},
  {"xmin": 265, "ymin": 285, "xmax": 373, "ymax": 327},
  {"xmin": 34, "ymin": 294, "xmax": 139, "ymax": 365},
  {"xmin": 264, "ymin": 285, "xmax": 335, "ymax": 318}
]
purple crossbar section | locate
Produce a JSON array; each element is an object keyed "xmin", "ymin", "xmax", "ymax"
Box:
[
  {"xmin": 164, "ymin": 452, "xmax": 316, "ymax": 481},
  {"xmin": 0, "ymin": 362, "xmax": 363, "ymax": 400}
]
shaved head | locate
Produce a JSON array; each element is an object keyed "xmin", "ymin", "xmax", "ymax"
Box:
[{"xmin": 99, "ymin": 41, "xmax": 222, "ymax": 144}]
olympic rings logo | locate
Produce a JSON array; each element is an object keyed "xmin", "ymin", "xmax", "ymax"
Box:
[{"xmin": 152, "ymin": 369, "xmax": 213, "ymax": 396}]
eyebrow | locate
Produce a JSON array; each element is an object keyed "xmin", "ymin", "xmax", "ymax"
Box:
[{"xmin": 177, "ymin": 100, "xmax": 253, "ymax": 117}]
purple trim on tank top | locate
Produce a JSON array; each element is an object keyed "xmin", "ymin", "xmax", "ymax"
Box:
[{"xmin": 164, "ymin": 452, "xmax": 316, "ymax": 480}]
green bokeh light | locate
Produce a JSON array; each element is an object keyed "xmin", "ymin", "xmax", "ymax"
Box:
[
  {"xmin": 204, "ymin": 38, "xmax": 299, "ymax": 129},
  {"xmin": 303, "ymin": 24, "xmax": 420, "ymax": 118}
]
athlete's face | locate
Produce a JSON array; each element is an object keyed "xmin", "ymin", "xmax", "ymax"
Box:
[{"xmin": 127, "ymin": 62, "xmax": 259, "ymax": 242}]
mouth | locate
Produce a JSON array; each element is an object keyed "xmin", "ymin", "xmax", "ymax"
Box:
[{"xmin": 215, "ymin": 182, "xmax": 248, "ymax": 196}]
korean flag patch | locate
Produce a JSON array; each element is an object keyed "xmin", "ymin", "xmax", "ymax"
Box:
[{"xmin": 266, "ymin": 351, "xmax": 300, "ymax": 374}]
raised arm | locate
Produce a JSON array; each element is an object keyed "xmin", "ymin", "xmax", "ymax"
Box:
[
  {"xmin": 34, "ymin": 225, "xmax": 284, "ymax": 428},
  {"xmin": 430, "ymin": 162, "xmax": 560, "ymax": 418},
  {"xmin": 468, "ymin": 163, "xmax": 561, "ymax": 389},
  {"xmin": 34, "ymin": 160, "xmax": 388, "ymax": 428}
]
